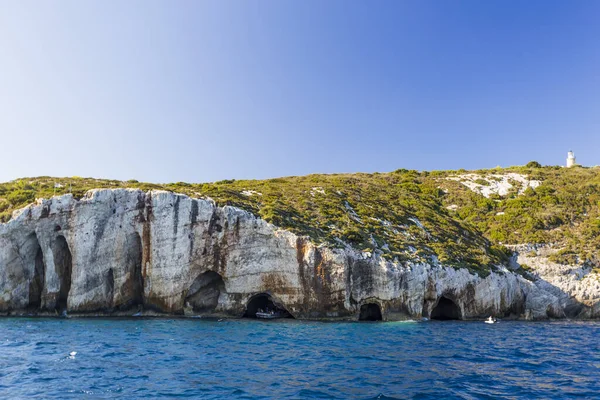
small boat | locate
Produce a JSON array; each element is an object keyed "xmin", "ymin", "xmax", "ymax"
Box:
[
  {"xmin": 484, "ymin": 316, "xmax": 497, "ymax": 324},
  {"xmin": 256, "ymin": 309, "xmax": 287, "ymax": 319}
]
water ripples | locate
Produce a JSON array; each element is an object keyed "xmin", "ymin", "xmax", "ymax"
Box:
[{"xmin": 0, "ymin": 318, "xmax": 598, "ymax": 398}]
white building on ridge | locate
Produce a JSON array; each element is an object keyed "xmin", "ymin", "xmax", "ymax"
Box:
[{"xmin": 566, "ymin": 150, "xmax": 576, "ymax": 168}]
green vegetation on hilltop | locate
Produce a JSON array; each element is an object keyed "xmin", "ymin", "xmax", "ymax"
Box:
[
  {"xmin": 1, "ymin": 164, "xmax": 599, "ymax": 271},
  {"xmin": 441, "ymin": 165, "xmax": 600, "ymax": 265}
]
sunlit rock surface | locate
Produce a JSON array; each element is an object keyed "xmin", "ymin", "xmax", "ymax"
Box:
[
  {"xmin": 509, "ymin": 244, "xmax": 600, "ymax": 319},
  {"xmin": 0, "ymin": 189, "xmax": 596, "ymax": 320}
]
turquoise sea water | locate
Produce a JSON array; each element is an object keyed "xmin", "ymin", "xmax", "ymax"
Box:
[{"xmin": 0, "ymin": 318, "xmax": 598, "ymax": 399}]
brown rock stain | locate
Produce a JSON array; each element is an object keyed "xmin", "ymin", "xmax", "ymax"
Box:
[
  {"xmin": 140, "ymin": 194, "xmax": 153, "ymax": 305},
  {"xmin": 296, "ymin": 237, "xmax": 312, "ymax": 312},
  {"xmin": 261, "ymin": 273, "xmax": 295, "ymax": 295}
]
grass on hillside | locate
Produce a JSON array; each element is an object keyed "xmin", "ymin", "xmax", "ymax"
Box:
[{"xmin": 1, "ymin": 164, "xmax": 599, "ymax": 272}]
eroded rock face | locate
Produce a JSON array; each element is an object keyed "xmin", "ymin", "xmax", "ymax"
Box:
[
  {"xmin": 0, "ymin": 189, "xmax": 595, "ymax": 320},
  {"xmin": 509, "ymin": 244, "xmax": 600, "ymax": 319}
]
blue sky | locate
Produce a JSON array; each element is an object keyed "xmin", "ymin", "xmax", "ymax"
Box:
[{"xmin": 1, "ymin": 1, "xmax": 599, "ymax": 183}]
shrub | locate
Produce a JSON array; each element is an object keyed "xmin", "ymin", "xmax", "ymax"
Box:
[
  {"xmin": 7, "ymin": 190, "xmax": 35, "ymax": 205},
  {"xmin": 526, "ymin": 161, "xmax": 542, "ymax": 168}
]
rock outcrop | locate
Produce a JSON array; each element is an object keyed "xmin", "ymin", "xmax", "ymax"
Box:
[
  {"xmin": 508, "ymin": 244, "xmax": 600, "ymax": 319},
  {"xmin": 0, "ymin": 189, "xmax": 596, "ymax": 320}
]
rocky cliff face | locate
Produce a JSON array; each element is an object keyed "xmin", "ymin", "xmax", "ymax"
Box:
[
  {"xmin": 0, "ymin": 189, "xmax": 595, "ymax": 320},
  {"xmin": 508, "ymin": 244, "xmax": 600, "ymax": 319}
]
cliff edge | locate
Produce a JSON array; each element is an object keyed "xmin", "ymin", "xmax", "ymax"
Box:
[{"xmin": 1, "ymin": 187, "xmax": 597, "ymax": 320}]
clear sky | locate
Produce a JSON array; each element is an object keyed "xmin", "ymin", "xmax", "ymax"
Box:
[{"xmin": 1, "ymin": 1, "xmax": 599, "ymax": 183}]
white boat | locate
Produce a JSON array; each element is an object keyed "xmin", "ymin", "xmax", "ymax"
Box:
[
  {"xmin": 484, "ymin": 316, "xmax": 497, "ymax": 324},
  {"xmin": 256, "ymin": 310, "xmax": 287, "ymax": 319}
]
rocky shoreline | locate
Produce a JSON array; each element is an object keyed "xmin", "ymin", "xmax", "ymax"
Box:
[{"xmin": 0, "ymin": 189, "xmax": 598, "ymax": 321}]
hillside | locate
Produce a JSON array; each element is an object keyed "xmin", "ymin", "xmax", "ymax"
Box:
[{"xmin": 1, "ymin": 164, "xmax": 599, "ymax": 274}]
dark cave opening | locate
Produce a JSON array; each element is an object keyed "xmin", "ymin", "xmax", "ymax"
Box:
[
  {"xmin": 27, "ymin": 234, "xmax": 46, "ymax": 309},
  {"xmin": 185, "ymin": 271, "xmax": 225, "ymax": 312},
  {"xmin": 52, "ymin": 236, "xmax": 72, "ymax": 312},
  {"xmin": 106, "ymin": 268, "xmax": 115, "ymax": 309},
  {"xmin": 430, "ymin": 297, "xmax": 461, "ymax": 320},
  {"xmin": 359, "ymin": 303, "xmax": 382, "ymax": 321},
  {"xmin": 128, "ymin": 232, "xmax": 144, "ymax": 308},
  {"xmin": 243, "ymin": 293, "xmax": 293, "ymax": 319}
]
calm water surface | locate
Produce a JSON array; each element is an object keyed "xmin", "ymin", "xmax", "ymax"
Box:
[{"xmin": 0, "ymin": 318, "xmax": 598, "ymax": 399}]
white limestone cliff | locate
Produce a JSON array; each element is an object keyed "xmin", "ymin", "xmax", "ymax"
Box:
[
  {"xmin": 0, "ymin": 189, "xmax": 595, "ymax": 320},
  {"xmin": 508, "ymin": 244, "xmax": 600, "ymax": 319}
]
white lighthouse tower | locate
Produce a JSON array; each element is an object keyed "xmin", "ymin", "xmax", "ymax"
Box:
[{"xmin": 566, "ymin": 150, "xmax": 576, "ymax": 168}]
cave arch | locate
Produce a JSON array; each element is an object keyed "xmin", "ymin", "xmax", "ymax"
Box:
[
  {"xmin": 359, "ymin": 303, "xmax": 382, "ymax": 321},
  {"xmin": 126, "ymin": 232, "xmax": 144, "ymax": 308},
  {"xmin": 243, "ymin": 293, "xmax": 294, "ymax": 319},
  {"xmin": 52, "ymin": 236, "xmax": 72, "ymax": 312},
  {"xmin": 185, "ymin": 271, "xmax": 225, "ymax": 313},
  {"xmin": 26, "ymin": 233, "xmax": 45, "ymax": 309},
  {"xmin": 105, "ymin": 268, "xmax": 115, "ymax": 309},
  {"xmin": 430, "ymin": 296, "xmax": 461, "ymax": 320}
]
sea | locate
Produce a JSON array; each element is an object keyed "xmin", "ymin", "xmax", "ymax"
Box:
[{"xmin": 0, "ymin": 318, "xmax": 598, "ymax": 399}]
